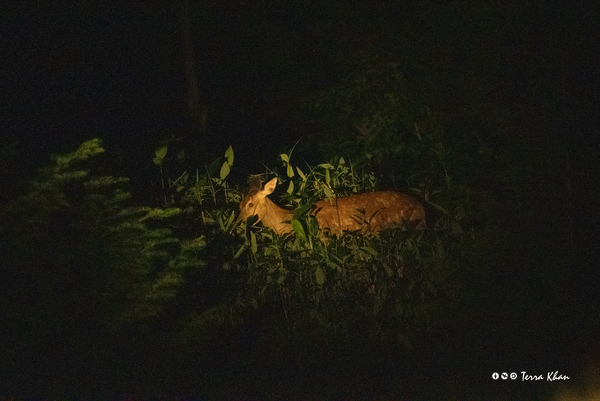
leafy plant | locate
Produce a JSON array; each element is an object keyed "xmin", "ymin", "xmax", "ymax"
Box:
[
  {"xmin": 303, "ymin": 50, "xmax": 422, "ymax": 165},
  {"xmin": 138, "ymin": 138, "xmax": 478, "ymax": 353},
  {"xmin": 226, "ymin": 148, "xmax": 465, "ymax": 348},
  {"xmin": 0, "ymin": 139, "xmax": 206, "ymax": 337}
]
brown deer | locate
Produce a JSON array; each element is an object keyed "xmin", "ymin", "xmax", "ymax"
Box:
[{"xmin": 237, "ymin": 177, "xmax": 426, "ymax": 235}]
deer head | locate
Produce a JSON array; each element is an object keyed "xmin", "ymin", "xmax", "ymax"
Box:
[{"xmin": 237, "ymin": 177, "xmax": 294, "ymax": 235}]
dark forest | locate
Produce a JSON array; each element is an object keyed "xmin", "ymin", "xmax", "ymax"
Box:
[{"xmin": 1, "ymin": 1, "xmax": 598, "ymax": 398}]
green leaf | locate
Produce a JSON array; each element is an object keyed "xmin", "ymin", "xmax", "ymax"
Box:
[
  {"xmin": 225, "ymin": 210, "xmax": 235, "ymax": 230},
  {"xmin": 250, "ymin": 231, "xmax": 257, "ymax": 255},
  {"xmin": 188, "ymin": 236, "xmax": 207, "ymax": 249},
  {"xmin": 280, "ymin": 153, "xmax": 290, "ymax": 163},
  {"xmin": 360, "ymin": 246, "xmax": 378, "ymax": 256},
  {"xmin": 326, "ymin": 260, "xmax": 342, "ymax": 273},
  {"xmin": 296, "ymin": 166, "xmax": 306, "ymax": 181},
  {"xmin": 155, "ymin": 146, "xmax": 167, "ymax": 160},
  {"xmin": 287, "ymin": 163, "xmax": 295, "ymax": 178},
  {"xmin": 291, "ymin": 219, "xmax": 307, "ymax": 242},
  {"xmin": 287, "ymin": 180, "xmax": 294, "ymax": 194},
  {"xmin": 218, "ymin": 214, "xmax": 226, "ymax": 231},
  {"xmin": 315, "ymin": 266, "xmax": 325, "ymax": 285},
  {"xmin": 428, "ymin": 201, "xmax": 448, "ymax": 214},
  {"xmin": 219, "ymin": 161, "xmax": 230, "ymax": 181},
  {"xmin": 323, "ymin": 186, "xmax": 334, "ymax": 199},
  {"xmin": 224, "ymin": 146, "xmax": 234, "ymax": 165},
  {"xmin": 293, "ymin": 203, "xmax": 312, "ymax": 219},
  {"xmin": 451, "ymin": 220, "xmax": 463, "ymax": 234},
  {"xmin": 233, "ymin": 244, "xmax": 246, "ymax": 259},
  {"xmin": 208, "ymin": 158, "xmax": 221, "ymax": 176}
]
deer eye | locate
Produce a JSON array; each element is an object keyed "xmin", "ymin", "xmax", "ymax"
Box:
[{"xmin": 248, "ymin": 202, "xmax": 254, "ymax": 208}]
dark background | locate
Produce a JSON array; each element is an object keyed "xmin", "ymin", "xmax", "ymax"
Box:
[
  {"xmin": 4, "ymin": 2, "xmax": 595, "ymax": 181},
  {"xmin": 1, "ymin": 0, "xmax": 598, "ymax": 398}
]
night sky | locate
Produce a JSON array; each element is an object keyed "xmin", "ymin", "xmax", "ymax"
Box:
[{"xmin": 1, "ymin": 1, "xmax": 599, "ymax": 398}]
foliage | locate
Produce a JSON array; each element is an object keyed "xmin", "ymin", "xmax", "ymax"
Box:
[
  {"xmin": 303, "ymin": 50, "xmax": 423, "ymax": 165},
  {"xmin": 0, "ymin": 136, "xmax": 480, "ymax": 393},
  {"xmin": 142, "ymin": 127, "xmax": 482, "ymax": 352},
  {"xmin": 0, "ymin": 139, "xmax": 206, "ymax": 339},
  {"xmin": 299, "ymin": 46, "xmax": 513, "ymax": 210},
  {"xmin": 147, "ymin": 143, "xmax": 244, "ymax": 342},
  {"xmin": 215, "ymin": 149, "xmax": 465, "ymax": 348}
]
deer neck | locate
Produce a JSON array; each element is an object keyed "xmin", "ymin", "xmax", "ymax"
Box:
[{"xmin": 261, "ymin": 198, "xmax": 294, "ymax": 234}]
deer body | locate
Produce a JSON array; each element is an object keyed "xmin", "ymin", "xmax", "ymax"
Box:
[
  {"xmin": 314, "ymin": 190, "xmax": 426, "ymax": 234},
  {"xmin": 238, "ymin": 177, "xmax": 426, "ymax": 235}
]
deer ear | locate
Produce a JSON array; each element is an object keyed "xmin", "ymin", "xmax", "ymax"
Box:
[{"xmin": 263, "ymin": 178, "xmax": 278, "ymax": 195}]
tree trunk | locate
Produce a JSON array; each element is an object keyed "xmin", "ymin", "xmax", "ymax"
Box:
[{"xmin": 179, "ymin": 0, "xmax": 208, "ymax": 134}]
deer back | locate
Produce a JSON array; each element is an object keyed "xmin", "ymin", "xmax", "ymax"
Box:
[{"xmin": 313, "ymin": 191, "xmax": 426, "ymax": 234}]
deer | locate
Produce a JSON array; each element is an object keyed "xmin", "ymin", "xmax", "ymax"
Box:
[{"xmin": 237, "ymin": 176, "xmax": 426, "ymax": 235}]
